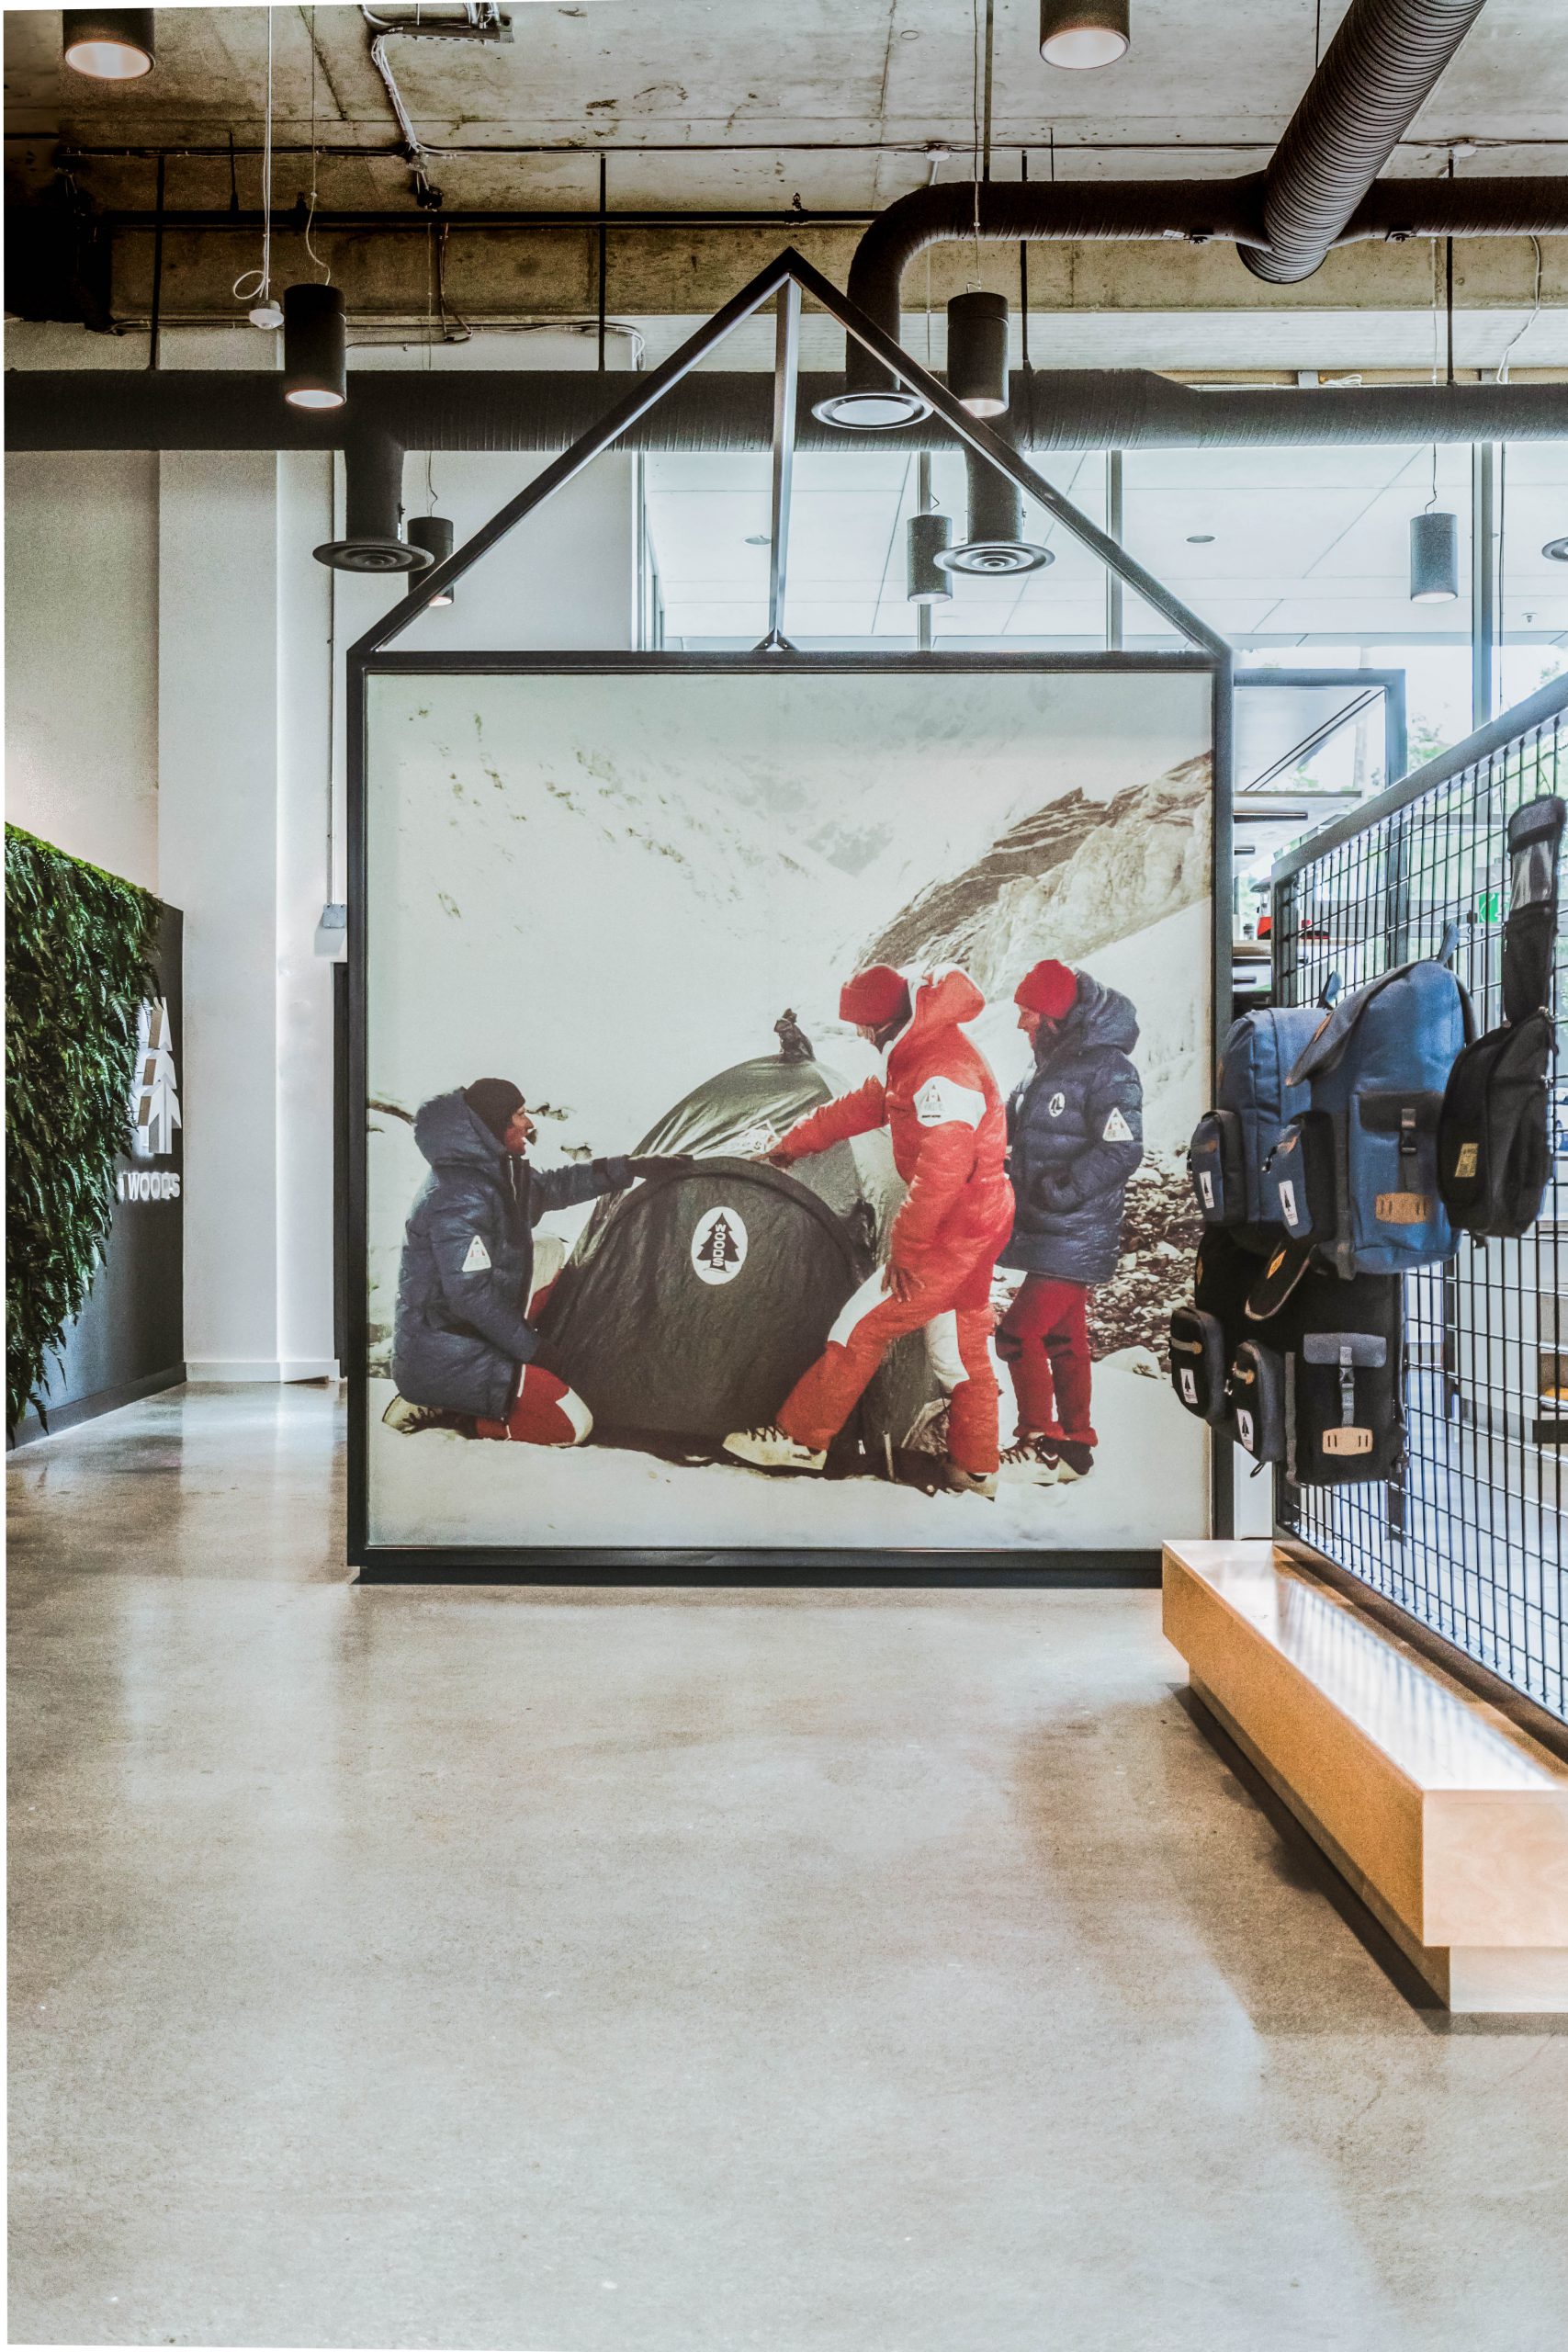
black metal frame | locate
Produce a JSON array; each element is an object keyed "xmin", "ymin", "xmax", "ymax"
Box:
[
  {"xmin": 1270, "ymin": 672, "xmax": 1568, "ymax": 1728},
  {"xmin": 345, "ymin": 249, "xmax": 1233, "ymax": 1583},
  {"xmin": 1234, "ymin": 668, "xmax": 1407, "ymax": 800}
]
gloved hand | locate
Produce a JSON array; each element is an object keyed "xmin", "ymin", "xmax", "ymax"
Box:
[{"xmin": 624, "ymin": 1154, "xmax": 698, "ymax": 1180}]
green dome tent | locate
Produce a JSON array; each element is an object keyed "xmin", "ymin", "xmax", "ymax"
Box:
[{"xmin": 538, "ymin": 1024, "xmax": 942, "ymax": 1464}]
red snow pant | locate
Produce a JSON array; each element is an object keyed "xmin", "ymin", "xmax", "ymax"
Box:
[
  {"xmin": 475, "ymin": 1363, "xmax": 592, "ymax": 1446},
  {"xmin": 777, "ymin": 1244, "xmax": 1003, "ymax": 1476},
  {"xmin": 996, "ymin": 1274, "xmax": 1097, "ymax": 1449}
]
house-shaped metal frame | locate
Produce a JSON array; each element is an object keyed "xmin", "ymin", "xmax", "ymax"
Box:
[{"xmin": 345, "ymin": 247, "xmax": 1235, "ymax": 1579}]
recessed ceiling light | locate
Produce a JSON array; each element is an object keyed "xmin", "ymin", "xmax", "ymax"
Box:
[
  {"xmin": 1543, "ymin": 536, "xmax": 1568, "ymax": 562},
  {"xmin": 1187, "ymin": 532, "xmax": 1215, "ymax": 544}
]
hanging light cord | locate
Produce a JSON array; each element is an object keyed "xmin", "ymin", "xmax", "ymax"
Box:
[
  {"xmin": 924, "ymin": 148, "xmax": 941, "ymax": 510},
  {"xmin": 231, "ymin": 9, "xmax": 275, "ymax": 307},
  {"xmin": 969, "ymin": 0, "xmax": 983, "ymax": 280},
  {"xmin": 1496, "ymin": 237, "xmax": 1543, "ymax": 381},
  {"xmin": 303, "ymin": 6, "xmax": 331, "ymax": 284}
]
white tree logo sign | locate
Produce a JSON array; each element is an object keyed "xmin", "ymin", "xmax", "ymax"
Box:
[
  {"xmin": 119, "ymin": 999, "xmax": 183, "ymax": 1200},
  {"xmin": 690, "ymin": 1204, "xmax": 748, "ymax": 1285}
]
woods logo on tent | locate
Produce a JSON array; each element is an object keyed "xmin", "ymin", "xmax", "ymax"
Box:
[{"xmin": 691, "ymin": 1204, "xmax": 748, "ymax": 1285}]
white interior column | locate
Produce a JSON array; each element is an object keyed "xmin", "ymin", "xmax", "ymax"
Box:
[{"xmin": 157, "ymin": 449, "xmax": 286, "ymax": 1380}]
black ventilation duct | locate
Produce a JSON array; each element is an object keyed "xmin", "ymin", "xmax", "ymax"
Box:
[
  {"xmin": 936, "ymin": 441, "xmax": 1054, "ymax": 577},
  {"xmin": 828, "ymin": 172, "xmax": 1566, "ymax": 417},
  {"xmin": 313, "ymin": 426, "xmax": 427, "ymax": 572},
  {"xmin": 1241, "ymin": 0, "xmax": 1493, "ymax": 285},
  {"xmin": 7, "ymin": 367, "xmax": 1566, "ymax": 460}
]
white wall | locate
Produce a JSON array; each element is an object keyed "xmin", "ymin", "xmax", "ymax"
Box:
[
  {"xmin": 5, "ymin": 449, "xmax": 161, "ymax": 888},
  {"xmin": 5, "ymin": 324, "xmax": 638, "ymax": 1385}
]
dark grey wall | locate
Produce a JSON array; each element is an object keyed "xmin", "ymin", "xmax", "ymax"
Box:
[{"xmin": 13, "ymin": 902, "xmax": 185, "ymax": 1443}]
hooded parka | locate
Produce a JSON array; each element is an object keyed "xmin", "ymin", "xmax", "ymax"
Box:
[
  {"xmin": 392, "ymin": 1089, "xmax": 628, "ymax": 1420},
  {"xmin": 769, "ymin": 967, "xmax": 1015, "ymax": 1473},
  {"xmin": 1001, "ymin": 972, "xmax": 1145, "ymax": 1286}
]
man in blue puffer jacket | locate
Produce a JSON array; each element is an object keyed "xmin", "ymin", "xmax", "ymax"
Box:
[
  {"xmin": 996, "ymin": 961, "xmax": 1144, "ymax": 1487},
  {"xmin": 386, "ymin": 1079, "xmax": 678, "ymax": 1444}
]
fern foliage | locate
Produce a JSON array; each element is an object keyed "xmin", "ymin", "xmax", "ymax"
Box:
[{"xmin": 6, "ymin": 825, "xmax": 159, "ymax": 1431}]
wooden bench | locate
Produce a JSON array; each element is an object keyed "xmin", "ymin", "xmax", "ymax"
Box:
[{"xmin": 1162, "ymin": 1540, "xmax": 1568, "ymax": 2013}]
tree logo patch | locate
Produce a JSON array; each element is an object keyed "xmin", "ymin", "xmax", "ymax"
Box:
[{"xmin": 692, "ymin": 1204, "xmax": 749, "ymax": 1285}]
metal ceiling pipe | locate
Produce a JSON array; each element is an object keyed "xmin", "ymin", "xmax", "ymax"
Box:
[
  {"xmin": 936, "ymin": 439, "xmax": 1053, "ymax": 576},
  {"xmin": 1241, "ymin": 0, "xmax": 1493, "ymax": 285},
  {"xmin": 314, "ymin": 424, "xmax": 430, "ymax": 572},
  {"xmin": 5, "ymin": 366, "xmax": 1565, "ymax": 458},
  {"xmin": 828, "ymin": 169, "xmax": 1567, "ymax": 416}
]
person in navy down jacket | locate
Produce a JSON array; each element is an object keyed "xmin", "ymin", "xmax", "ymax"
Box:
[
  {"xmin": 385, "ymin": 1079, "xmax": 682, "ymax": 1445},
  {"xmin": 996, "ymin": 960, "xmax": 1144, "ymax": 1487}
]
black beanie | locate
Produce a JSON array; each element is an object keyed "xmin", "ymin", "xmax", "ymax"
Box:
[{"xmin": 463, "ymin": 1079, "xmax": 525, "ymax": 1142}]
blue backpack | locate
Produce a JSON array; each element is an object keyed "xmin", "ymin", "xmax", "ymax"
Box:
[
  {"xmin": 1261, "ymin": 941, "xmax": 1474, "ymax": 1281},
  {"xmin": 1188, "ymin": 1001, "xmax": 1325, "ymax": 1252}
]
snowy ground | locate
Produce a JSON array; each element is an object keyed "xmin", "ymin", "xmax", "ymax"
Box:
[{"xmin": 367, "ymin": 1352, "xmax": 1208, "ymax": 1553}]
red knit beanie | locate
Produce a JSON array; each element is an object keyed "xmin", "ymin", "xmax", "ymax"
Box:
[
  {"xmin": 1014, "ymin": 959, "xmax": 1078, "ymax": 1020},
  {"xmin": 840, "ymin": 964, "xmax": 912, "ymax": 1030}
]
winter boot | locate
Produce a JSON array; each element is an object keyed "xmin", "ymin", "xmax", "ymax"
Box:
[
  {"xmin": 382, "ymin": 1395, "xmax": 472, "ymax": 1438},
  {"xmin": 998, "ymin": 1434, "xmax": 1060, "ymax": 1486},
  {"xmin": 1055, "ymin": 1441, "xmax": 1096, "ymax": 1483},
  {"xmin": 943, "ymin": 1462, "xmax": 998, "ymax": 1500},
  {"xmin": 722, "ymin": 1424, "xmax": 828, "ymax": 1474}
]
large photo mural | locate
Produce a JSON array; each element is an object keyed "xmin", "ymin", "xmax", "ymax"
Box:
[{"xmin": 361, "ymin": 664, "xmax": 1214, "ymax": 1553}]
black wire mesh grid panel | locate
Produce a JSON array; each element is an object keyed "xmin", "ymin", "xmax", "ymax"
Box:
[{"xmin": 1272, "ymin": 698, "xmax": 1566, "ymax": 1724}]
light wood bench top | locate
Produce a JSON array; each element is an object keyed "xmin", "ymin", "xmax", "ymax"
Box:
[{"xmin": 1166, "ymin": 1540, "xmax": 1566, "ymax": 1796}]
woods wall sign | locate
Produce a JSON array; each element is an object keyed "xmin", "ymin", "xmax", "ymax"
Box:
[{"xmin": 118, "ymin": 998, "xmax": 183, "ymax": 1203}]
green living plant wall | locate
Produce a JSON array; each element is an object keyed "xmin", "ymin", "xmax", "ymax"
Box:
[{"xmin": 6, "ymin": 824, "xmax": 159, "ymax": 1432}]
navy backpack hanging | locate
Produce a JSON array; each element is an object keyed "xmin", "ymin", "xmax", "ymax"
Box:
[
  {"xmin": 1187, "ymin": 993, "xmax": 1334, "ymax": 1252},
  {"xmin": 1259, "ymin": 931, "xmax": 1474, "ymax": 1285},
  {"xmin": 1438, "ymin": 794, "xmax": 1562, "ymax": 1239}
]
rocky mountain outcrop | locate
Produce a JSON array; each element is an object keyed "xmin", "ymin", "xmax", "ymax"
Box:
[{"xmin": 860, "ymin": 752, "xmax": 1211, "ymax": 994}]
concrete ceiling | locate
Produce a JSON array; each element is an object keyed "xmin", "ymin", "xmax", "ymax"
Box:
[
  {"xmin": 6, "ymin": 0, "xmax": 1565, "ymax": 212},
  {"xmin": 4, "ymin": 4, "xmax": 1564, "ymax": 356}
]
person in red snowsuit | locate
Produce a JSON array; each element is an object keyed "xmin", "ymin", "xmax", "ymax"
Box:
[{"xmin": 722, "ymin": 963, "xmax": 1014, "ymax": 1497}]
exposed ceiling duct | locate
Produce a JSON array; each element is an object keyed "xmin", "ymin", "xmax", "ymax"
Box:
[
  {"xmin": 8, "ymin": 368, "xmax": 1563, "ymax": 461},
  {"xmin": 826, "ymin": 172, "xmax": 1567, "ymax": 424},
  {"xmin": 825, "ymin": 0, "xmax": 1565, "ymax": 424},
  {"xmin": 1240, "ymin": 0, "xmax": 1493, "ymax": 285}
]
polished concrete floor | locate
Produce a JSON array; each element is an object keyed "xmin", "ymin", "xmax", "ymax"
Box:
[{"xmin": 9, "ymin": 1386, "xmax": 1567, "ymax": 2352}]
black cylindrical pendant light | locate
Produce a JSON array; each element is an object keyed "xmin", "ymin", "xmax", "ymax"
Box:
[
  {"xmin": 407, "ymin": 514, "xmax": 455, "ymax": 605},
  {"xmin": 937, "ymin": 446, "xmax": 1053, "ymax": 576},
  {"xmin": 62, "ymin": 8, "xmax": 155, "ymax": 79},
  {"xmin": 907, "ymin": 512, "xmax": 953, "ymax": 604},
  {"xmin": 946, "ymin": 290, "xmax": 1010, "ymax": 418},
  {"xmin": 1410, "ymin": 509, "xmax": 1460, "ymax": 603},
  {"xmin": 283, "ymin": 283, "xmax": 347, "ymax": 413},
  {"xmin": 1040, "ymin": 0, "xmax": 1130, "ymax": 69}
]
